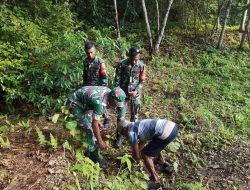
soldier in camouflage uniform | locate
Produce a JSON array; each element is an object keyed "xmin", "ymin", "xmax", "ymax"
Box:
[
  {"xmin": 83, "ymin": 42, "xmax": 111, "ymax": 128},
  {"xmin": 114, "ymin": 47, "xmax": 146, "ymax": 147},
  {"xmin": 67, "ymin": 86, "xmax": 126, "ymax": 168}
]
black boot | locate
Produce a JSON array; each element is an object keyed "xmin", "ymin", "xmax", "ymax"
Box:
[{"xmin": 89, "ymin": 148, "xmax": 108, "ymax": 169}]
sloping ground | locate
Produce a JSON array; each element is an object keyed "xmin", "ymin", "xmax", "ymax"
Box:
[
  {"xmin": 1, "ymin": 41, "xmax": 250, "ymax": 189},
  {"xmin": 0, "ymin": 116, "xmax": 249, "ymax": 190}
]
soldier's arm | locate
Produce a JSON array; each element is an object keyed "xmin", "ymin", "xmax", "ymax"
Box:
[
  {"xmin": 114, "ymin": 62, "xmax": 122, "ymax": 87},
  {"xmin": 135, "ymin": 65, "xmax": 146, "ymax": 94},
  {"xmin": 83, "ymin": 59, "xmax": 87, "ymax": 85},
  {"xmin": 99, "ymin": 60, "xmax": 108, "ymax": 86}
]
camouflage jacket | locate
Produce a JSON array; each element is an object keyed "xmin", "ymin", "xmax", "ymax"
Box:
[
  {"xmin": 83, "ymin": 56, "xmax": 108, "ymax": 86},
  {"xmin": 68, "ymin": 86, "xmax": 125, "ymax": 120},
  {"xmin": 115, "ymin": 58, "xmax": 145, "ymax": 96}
]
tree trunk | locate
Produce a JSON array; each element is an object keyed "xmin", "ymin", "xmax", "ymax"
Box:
[
  {"xmin": 240, "ymin": 11, "xmax": 250, "ymax": 48},
  {"xmin": 239, "ymin": 0, "xmax": 250, "ymax": 31},
  {"xmin": 217, "ymin": 0, "xmax": 232, "ymax": 49},
  {"xmin": 154, "ymin": 0, "xmax": 174, "ymax": 53},
  {"xmin": 212, "ymin": 0, "xmax": 224, "ymax": 35},
  {"xmin": 113, "ymin": 0, "xmax": 120, "ymax": 38},
  {"xmin": 155, "ymin": 0, "xmax": 160, "ymax": 36},
  {"xmin": 122, "ymin": 0, "xmax": 130, "ymax": 25},
  {"xmin": 141, "ymin": 0, "xmax": 153, "ymax": 51}
]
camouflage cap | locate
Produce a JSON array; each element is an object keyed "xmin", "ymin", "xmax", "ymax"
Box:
[{"xmin": 111, "ymin": 86, "xmax": 126, "ymax": 103}]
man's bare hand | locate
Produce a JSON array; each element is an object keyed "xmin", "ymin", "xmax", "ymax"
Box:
[
  {"xmin": 129, "ymin": 91, "xmax": 137, "ymax": 97},
  {"xmin": 93, "ymin": 120, "xmax": 104, "ymax": 130}
]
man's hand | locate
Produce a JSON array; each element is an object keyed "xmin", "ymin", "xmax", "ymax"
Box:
[
  {"xmin": 129, "ymin": 90, "xmax": 137, "ymax": 97},
  {"xmin": 93, "ymin": 119, "xmax": 104, "ymax": 130},
  {"xmin": 92, "ymin": 119, "xmax": 107, "ymax": 151}
]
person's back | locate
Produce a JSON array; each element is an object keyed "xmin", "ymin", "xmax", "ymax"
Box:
[
  {"xmin": 68, "ymin": 86, "xmax": 110, "ymax": 113},
  {"xmin": 128, "ymin": 119, "xmax": 176, "ymax": 144}
]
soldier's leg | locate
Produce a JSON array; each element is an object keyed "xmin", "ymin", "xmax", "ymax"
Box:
[
  {"xmin": 102, "ymin": 106, "xmax": 111, "ymax": 129},
  {"xmin": 114, "ymin": 100, "xmax": 128, "ymax": 148},
  {"xmin": 81, "ymin": 110, "xmax": 108, "ymax": 169},
  {"xmin": 131, "ymin": 96, "xmax": 141, "ymax": 122}
]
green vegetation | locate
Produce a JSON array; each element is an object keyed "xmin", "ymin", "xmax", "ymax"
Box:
[{"xmin": 0, "ymin": 0, "xmax": 249, "ymax": 189}]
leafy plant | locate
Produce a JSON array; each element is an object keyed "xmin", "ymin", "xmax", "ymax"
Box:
[
  {"xmin": 36, "ymin": 128, "xmax": 48, "ymax": 146},
  {"xmin": 177, "ymin": 182, "xmax": 207, "ymax": 190},
  {"xmin": 18, "ymin": 120, "xmax": 32, "ymax": 136},
  {"xmin": 0, "ymin": 135, "xmax": 11, "ymax": 148},
  {"xmin": 117, "ymin": 154, "xmax": 132, "ymax": 172},
  {"xmin": 49, "ymin": 133, "xmax": 58, "ymax": 149}
]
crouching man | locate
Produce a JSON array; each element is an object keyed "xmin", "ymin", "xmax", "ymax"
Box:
[
  {"xmin": 119, "ymin": 119, "xmax": 179, "ymax": 182},
  {"xmin": 67, "ymin": 86, "xmax": 126, "ymax": 169}
]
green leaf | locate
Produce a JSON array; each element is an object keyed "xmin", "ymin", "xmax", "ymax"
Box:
[
  {"xmin": 66, "ymin": 121, "xmax": 77, "ymax": 130},
  {"xmin": 49, "ymin": 133, "xmax": 58, "ymax": 149},
  {"xmin": 52, "ymin": 113, "xmax": 60, "ymax": 123},
  {"xmin": 167, "ymin": 141, "xmax": 180, "ymax": 153},
  {"xmin": 36, "ymin": 128, "xmax": 47, "ymax": 146}
]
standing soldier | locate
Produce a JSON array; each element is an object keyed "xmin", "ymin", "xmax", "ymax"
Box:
[
  {"xmin": 114, "ymin": 47, "xmax": 146, "ymax": 147},
  {"xmin": 83, "ymin": 42, "xmax": 111, "ymax": 128},
  {"xmin": 67, "ymin": 86, "xmax": 126, "ymax": 169}
]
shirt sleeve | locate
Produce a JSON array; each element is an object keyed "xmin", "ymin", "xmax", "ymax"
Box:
[
  {"xmin": 129, "ymin": 132, "xmax": 138, "ymax": 145},
  {"xmin": 83, "ymin": 58, "xmax": 87, "ymax": 85},
  {"xmin": 135, "ymin": 64, "xmax": 145, "ymax": 94},
  {"xmin": 99, "ymin": 59, "xmax": 108, "ymax": 86},
  {"xmin": 91, "ymin": 98, "xmax": 103, "ymax": 120}
]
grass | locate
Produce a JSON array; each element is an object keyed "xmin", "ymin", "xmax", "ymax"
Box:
[{"xmin": 0, "ymin": 35, "xmax": 249, "ymax": 189}]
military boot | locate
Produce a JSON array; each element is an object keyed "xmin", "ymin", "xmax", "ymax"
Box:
[{"xmin": 89, "ymin": 148, "xmax": 108, "ymax": 169}]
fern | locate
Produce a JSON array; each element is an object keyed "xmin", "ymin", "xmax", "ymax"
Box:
[
  {"xmin": 36, "ymin": 128, "xmax": 47, "ymax": 146},
  {"xmin": 0, "ymin": 135, "xmax": 11, "ymax": 148},
  {"xmin": 49, "ymin": 133, "xmax": 58, "ymax": 149}
]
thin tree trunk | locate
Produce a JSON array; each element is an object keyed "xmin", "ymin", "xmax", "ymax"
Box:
[
  {"xmin": 113, "ymin": 0, "xmax": 120, "ymax": 38},
  {"xmin": 155, "ymin": 0, "xmax": 160, "ymax": 36},
  {"xmin": 240, "ymin": 11, "xmax": 250, "ymax": 48},
  {"xmin": 217, "ymin": 0, "xmax": 232, "ymax": 49},
  {"xmin": 141, "ymin": 0, "xmax": 153, "ymax": 51},
  {"xmin": 212, "ymin": 0, "xmax": 225, "ymax": 35},
  {"xmin": 239, "ymin": 0, "xmax": 250, "ymax": 31},
  {"xmin": 154, "ymin": 0, "xmax": 174, "ymax": 53},
  {"xmin": 247, "ymin": 28, "xmax": 250, "ymax": 45},
  {"xmin": 122, "ymin": 0, "xmax": 130, "ymax": 25}
]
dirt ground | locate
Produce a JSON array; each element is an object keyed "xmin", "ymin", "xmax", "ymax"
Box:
[{"xmin": 0, "ymin": 115, "xmax": 249, "ymax": 190}]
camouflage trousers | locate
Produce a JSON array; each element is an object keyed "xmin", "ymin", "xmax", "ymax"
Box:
[
  {"xmin": 125, "ymin": 95, "xmax": 141, "ymax": 122},
  {"xmin": 69, "ymin": 102, "xmax": 97, "ymax": 153}
]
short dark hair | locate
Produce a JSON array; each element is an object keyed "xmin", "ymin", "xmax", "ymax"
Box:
[{"xmin": 85, "ymin": 41, "xmax": 94, "ymax": 50}]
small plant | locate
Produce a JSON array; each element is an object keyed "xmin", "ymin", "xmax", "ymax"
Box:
[
  {"xmin": 18, "ymin": 120, "xmax": 32, "ymax": 136},
  {"xmin": 36, "ymin": 128, "xmax": 48, "ymax": 146},
  {"xmin": 49, "ymin": 133, "xmax": 58, "ymax": 149},
  {"xmin": 177, "ymin": 182, "xmax": 207, "ymax": 190},
  {"xmin": 0, "ymin": 135, "xmax": 11, "ymax": 148},
  {"xmin": 142, "ymin": 95, "xmax": 153, "ymax": 105},
  {"xmin": 117, "ymin": 154, "xmax": 132, "ymax": 172}
]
